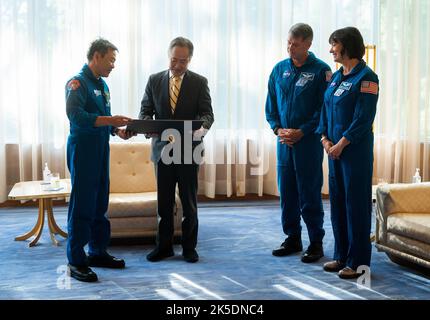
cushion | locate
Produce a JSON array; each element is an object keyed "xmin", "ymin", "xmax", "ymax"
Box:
[
  {"xmin": 109, "ymin": 216, "xmax": 158, "ymax": 233},
  {"xmin": 376, "ymin": 182, "xmax": 430, "ymax": 217},
  {"xmin": 386, "ymin": 232, "xmax": 430, "ymax": 261},
  {"xmin": 387, "ymin": 213, "xmax": 430, "ymax": 244},
  {"xmin": 108, "ymin": 192, "xmax": 158, "ymax": 218},
  {"xmin": 110, "ymin": 142, "xmax": 157, "ymax": 193}
]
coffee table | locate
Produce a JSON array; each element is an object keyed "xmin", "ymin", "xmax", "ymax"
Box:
[{"xmin": 8, "ymin": 179, "xmax": 70, "ymax": 247}]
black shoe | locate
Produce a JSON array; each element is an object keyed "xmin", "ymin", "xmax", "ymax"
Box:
[
  {"xmin": 146, "ymin": 247, "xmax": 174, "ymax": 262},
  {"xmin": 183, "ymin": 249, "xmax": 199, "ymax": 263},
  {"xmin": 272, "ymin": 236, "xmax": 303, "ymax": 257},
  {"xmin": 68, "ymin": 264, "xmax": 98, "ymax": 282},
  {"xmin": 88, "ymin": 254, "xmax": 125, "ymax": 269},
  {"xmin": 301, "ymin": 242, "xmax": 324, "ymax": 263}
]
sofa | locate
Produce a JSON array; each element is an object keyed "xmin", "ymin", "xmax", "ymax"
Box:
[
  {"xmin": 375, "ymin": 182, "xmax": 430, "ymax": 270},
  {"xmin": 107, "ymin": 142, "xmax": 182, "ymax": 238}
]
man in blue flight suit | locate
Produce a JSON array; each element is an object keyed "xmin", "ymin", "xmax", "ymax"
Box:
[
  {"xmin": 265, "ymin": 23, "xmax": 331, "ymax": 263},
  {"xmin": 317, "ymin": 27, "xmax": 379, "ymax": 279},
  {"xmin": 65, "ymin": 38, "xmax": 134, "ymax": 282}
]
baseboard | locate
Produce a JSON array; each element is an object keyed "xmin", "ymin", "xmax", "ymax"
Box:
[
  {"xmin": 197, "ymin": 194, "xmax": 279, "ymax": 202},
  {"xmin": 1, "ymin": 193, "xmax": 330, "ymax": 208}
]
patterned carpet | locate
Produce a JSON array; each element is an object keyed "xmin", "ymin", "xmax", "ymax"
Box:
[{"xmin": 0, "ymin": 200, "xmax": 429, "ymax": 300}]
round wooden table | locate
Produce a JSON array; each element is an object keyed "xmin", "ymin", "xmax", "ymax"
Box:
[{"xmin": 8, "ymin": 179, "xmax": 70, "ymax": 247}]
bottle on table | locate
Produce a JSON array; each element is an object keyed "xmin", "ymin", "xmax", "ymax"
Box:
[
  {"xmin": 412, "ymin": 168, "xmax": 421, "ymax": 184},
  {"xmin": 43, "ymin": 162, "xmax": 51, "ymax": 182}
]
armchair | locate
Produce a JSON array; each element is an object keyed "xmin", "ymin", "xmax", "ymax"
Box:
[{"xmin": 375, "ymin": 182, "xmax": 430, "ymax": 270}]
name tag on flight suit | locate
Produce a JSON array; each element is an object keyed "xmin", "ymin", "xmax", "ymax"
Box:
[
  {"xmin": 334, "ymin": 81, "xmax": 352, "ymax": 96},
  {"xmin": 104, "ymin": 92, "xmax": 111, "ymax": 107},
  {"xmin": 296, "ymin": 72, "xmax": 315, "ymax": 87}
]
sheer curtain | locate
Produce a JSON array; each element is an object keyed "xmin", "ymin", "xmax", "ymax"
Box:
[
  {"xmin": 0, "ymin": 0, "xmax": 378, "ymax": 202},
  {"xmin": 374, "ymin": 0, "xmax": 430, "ymax": 184}
]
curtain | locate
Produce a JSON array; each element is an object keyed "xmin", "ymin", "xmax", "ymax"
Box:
[
  {"xmin": 0, "ymin": 0, "xmax": 378, "ymax": 202},
  {"xmin": 374, "ymin": 0, "xmax": 430, "ymax": 185}
]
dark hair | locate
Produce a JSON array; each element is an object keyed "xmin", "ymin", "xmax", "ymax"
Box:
[
  {"xmin": 289, "ymin": 23, "xmax": 313, "ymax": 41},
  {"xmin": 329, "ymin": 27, "xmax": 365, "ymax": 60},
  {"xmin": 168, "ymin": 37, "xmax": 194, "ymax": 58},
  {"xmin": 87, "ymin": 38, "xmax": 118, "ymax": 61}
]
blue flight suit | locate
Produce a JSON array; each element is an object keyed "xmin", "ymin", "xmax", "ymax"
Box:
[
  {"xmin": 65, "ymin": 64, "xmax": 116, "ymax": 267},
  {"xmin": 265, "ymin": 52, "xmax": 331, "ymax": 243},
  {"xmin": 316, "ymin": 60, "xmax": 379, "ymax": 269}
]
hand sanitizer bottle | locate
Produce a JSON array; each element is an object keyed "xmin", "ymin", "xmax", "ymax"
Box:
[
  {"xmin": 412, "ymin": 168, "xmax": 421, "ymax": 183},
  {"xmin": 43, "ymin": 163, "xmax": 51, "ymax": 182}
]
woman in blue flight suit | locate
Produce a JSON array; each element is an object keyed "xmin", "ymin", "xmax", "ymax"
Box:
[{"xmin": 316, "ymin": 27, "xmax": 379, "ymax": 279}]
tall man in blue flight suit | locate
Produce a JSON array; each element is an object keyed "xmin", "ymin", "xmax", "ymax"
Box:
[
  {"xmin": 65, "ymin": 38, "xmax": 134, "ymax": 282},
  {"xmin": 265, "ymin": 23, "xmax": 331, "ymax": 263}
]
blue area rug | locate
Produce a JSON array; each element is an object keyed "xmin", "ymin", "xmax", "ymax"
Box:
[{"xmin": 0, "ymin": 200, "xmax": 429, "ymax": 300}]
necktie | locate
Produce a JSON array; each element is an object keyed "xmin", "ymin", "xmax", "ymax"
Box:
[{"xmin": 170, "ymin": 76, "xmax": 182, "ymax": 114}]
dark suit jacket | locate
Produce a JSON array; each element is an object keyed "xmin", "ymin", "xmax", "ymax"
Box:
[{"xmin": 139, "ymin": 70, "xmax": 214, "ymax": 163}]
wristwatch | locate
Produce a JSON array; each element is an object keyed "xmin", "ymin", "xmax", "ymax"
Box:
[{"xmin": 320, "ymin": 136, "xmax": 327, "ymax": 142}]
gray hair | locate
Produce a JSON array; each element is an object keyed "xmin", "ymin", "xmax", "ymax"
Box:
[
  {"xmin": 289, "ymin": 23, "xmax": 313, "ymax": 41},
  {"xmin": 168, "ymin": 37, "xmax": 194, "ymax": 58},
  {"xmin": 87, "ymin": 38, "xmax": 118, "ymax": 61}
]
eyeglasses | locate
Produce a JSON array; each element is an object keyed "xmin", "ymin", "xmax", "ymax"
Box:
[{"xmin": 170, "ymin": 58, "xmax": 189, "ymax": 65}]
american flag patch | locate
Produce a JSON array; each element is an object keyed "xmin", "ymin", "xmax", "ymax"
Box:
[
  {"xmin": 325, "ymin": 71, "xmax": 333, "ymax": 82},
  {"xmin": 67, "ymin": 79, "xmax": 81, "ymax": 91},
  {"xmin": 360, "ymin": 81, "xmax": 378, "ymax": 95}
]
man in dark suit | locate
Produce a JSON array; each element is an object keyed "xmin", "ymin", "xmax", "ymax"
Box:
[{"xmin": 139, "ymin": 37, "xmax": 214, "ymax": 263}]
